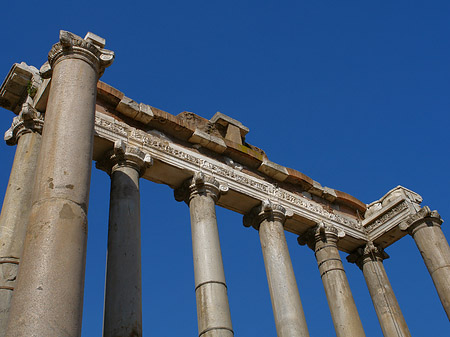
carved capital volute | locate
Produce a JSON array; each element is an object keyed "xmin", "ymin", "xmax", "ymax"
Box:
[
  {"xmin": 47, "ymin": 31, "xmax": 114, "ymax": 79},
  {"xmin": 174, "ymin": 172, "xmax": 228, "ymax": 204},
  {"xmin": 4, "ymin": 103, "xmax": 44, "ymax": 145},
  {"xmin": 96, "ymin": 140, "xmax": 152, "ymax": 177},
  {"xmin": 297, "ymin": 222, "xmax": 345, "ymax": 250},
  {"xmin": 347, "ymin": 242, "xmax": 389, "ymax": 270},
  {"xmin": 243, "ymin": 200, "xmax": 292, "ymax": 230},
  {"xmin": 398, "ymin": 206, "xmax": 443, "ymax": 235}
]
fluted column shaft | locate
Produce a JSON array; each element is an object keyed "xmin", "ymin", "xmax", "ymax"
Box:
[
  {"xmin": 348, "ymin": 243, "xmax": 410, "ymax": 337},
  {"xmin": 244, "ymin": 201, "xmax": 309, "ymax": 337},
  {"xmin": 299, "ymin": 223, "xmax": 365, "ymax": 337},
  {"xmin": 175, "ymin": 173, "xmax": 233, "ymax": 337},
  {"xmin": 400, "ymin": 207, "xmax": 450, "ymax": 319},
  {"xmin": 6, "ymin": 31, "xmax": 114, "ymax": 337},
  {"xmin": 0, "ymin": 102, "xmax": 43, "ymax": 336},
  {"xmin": 101, "ymin": 141, "xmax": 151, "ymax": 337}
]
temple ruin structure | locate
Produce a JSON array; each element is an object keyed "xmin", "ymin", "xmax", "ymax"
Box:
[{"xmin": 0, "ymin": 31, "xmax": 449, "ymax": 337}]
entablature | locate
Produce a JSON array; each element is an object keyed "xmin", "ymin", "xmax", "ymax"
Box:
[{"xmin": 0, "ymin": 62, "xmax": 438, "ymax": 253}]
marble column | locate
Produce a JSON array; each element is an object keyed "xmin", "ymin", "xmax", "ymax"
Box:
[
  {"xmin": 347, "ymin": 242, "xmax": 411, "ymax": 337},
  {"xmin": 99, "ymin": 140, "xmax": 152, "ymax": 337},
  {"xmin": 0, "ymin": 102, "xmax": 44, "ymax": 336},
  {"xmin": 6, "ymin": 31, "xmax": 114, "ymax": 337},
  {"xmin": 399, "ymin": 206, "xmax": 450, "ymax": 319},
  {"xmin": 243, "ymin": 200, "xmax": 310, "ymax": 337},
  {"xmin": 298, "ymin": 222, "xmax": 366, "ymax": 337},
  {"xmin": 175, "ymin": 172, "xmax": 233, "ymax": 337}
]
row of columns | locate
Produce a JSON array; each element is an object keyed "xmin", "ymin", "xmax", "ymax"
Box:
[{"xmin": 0, "ymin": 30, "xmax": 449, "ymax": 337}]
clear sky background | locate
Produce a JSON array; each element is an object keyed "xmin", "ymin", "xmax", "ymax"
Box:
[{"xmin": 1, "ymin": 1, "xmax": 449, "ymax": 336}]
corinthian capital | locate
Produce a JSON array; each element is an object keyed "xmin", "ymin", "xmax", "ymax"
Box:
[
  {"xmin": 243, "ymin": 200, "xmax": 292, "ymax": 230},
  {"xmin": 174, "ymin": 172, "xmax": 228, "ymax": 204},
  {"xmin": 4, "ymin": 102, "xmax": 44, "ymax": 145},
  {"xmin": 47, "ymin": 30, "xmax": 114, "ymax": 78}
]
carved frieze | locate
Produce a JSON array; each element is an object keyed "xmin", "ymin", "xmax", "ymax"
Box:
[{"xmin": 93, "ymin": 113, "xmax": 363, "ymax": 236}]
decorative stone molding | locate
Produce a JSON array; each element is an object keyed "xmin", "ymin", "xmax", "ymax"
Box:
[
  {"xmin": 48, "ymin": 31, "xmax": 114, "ymax": 78},
  {"xmin": 297, "ymin": 222, "xmax": 345, "ymax": 250},
  {"xmin": 97, "ymin": 140, "xmax": 152, "ymax": 177},
  {"xmin": 93, "ymin": 113, "xmax": 365, "ymax": 243},
  {"xmin": 174, "ymin": 172, "xmax": 228, "ymax": 204},
  {"xmin": 4, "ymin": 103, "xmax": 44, "ymax": 145},
  {"xmin": 347, "ymin": 242, "xmax": 390, "ymax": 270},
  {"xmin": 363, "ymin": 186, "xmax": 424, "ymax": 244},
  {"xmin": 0, "ymin": 62, "xmax": 41, "ymax": 114},
  {"xmin": 399, "ymin": 206, "xmax": 443, "ymax": 235},
  {"xmin": 243, "ymin": 200, "xmax": 293, "ymax": 230}
]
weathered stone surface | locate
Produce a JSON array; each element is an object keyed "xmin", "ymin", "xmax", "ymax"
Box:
[
  {"xmin": 189, "ymin": 128, "xmax": 227, "ymax": 153},
  {"xmin": 347, "ymin": 243, "xmax": 411, "ymax": 337},
  {"xmin": 298, "ymin": 223, "xmax": 366, "ymax": 337},
  {"xmin": 244, "ymin": 201, "xmax": 309, "ymax": 336},
  {"xmin": 0, "ymin": 63, "xmax": 40, "ymax": 114},
  {"xmin": 6, "ymin": 30, "xmax": 114, "ymax": 337},
  {"xmin": 258, "ymin": 159, "xmax": 289, "ymax": 182},
  {"xmin": 102, "ymin": 142, "xmax": 150, "ymax": 337},
  {"xmin": 399, "ymin": 207, "xmax": 450, "ymax": 320},
  {"xmin": 0, "ymin": 117, "xmax": 42, "ymax": 336},
  {"xmin": 175, "ymin": 173, "xmax": 233, "ymax": 337},
  {"xmin": 210, "ymin": 112, "xmax": 249, "ymax": 145}
]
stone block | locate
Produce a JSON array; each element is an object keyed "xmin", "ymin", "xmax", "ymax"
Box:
[
  {"xmin": 189, "ymin": 129, "xmax": 227, "ymax": 153},
  {"xmin": 116, "ymin": 96, "xmax": 139, "ymax": 119},
  {"xmin": 258, "ymin": 160, "xmax": 289, "ymax": 182}
]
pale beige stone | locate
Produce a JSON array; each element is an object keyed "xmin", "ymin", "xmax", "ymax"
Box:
[
  {"xmin": 244, "ymin": 200, "xmax": 310, "ymax": 337},
  {"xmin": 5, "ymin": 30, "xmax": 114, "ymax": 337}
]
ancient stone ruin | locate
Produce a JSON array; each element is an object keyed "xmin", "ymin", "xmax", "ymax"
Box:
[{"xmin": 0, "ymin": 31, "xmax": 449, "ymax": 337}]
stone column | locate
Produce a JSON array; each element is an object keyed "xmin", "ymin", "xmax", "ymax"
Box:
[
  {"xmin": 6, "ymin": 31, "xmax": 114, "ymax": 337},
  {"xmin": 243, "ymin": 200, "xmax": 310, "ymax": 337},
  {"xmin": 298, "ymin": 222, "xmax": 366, "ymax": 337},
  {"xmin": 399, "ymin": 206, "xmax": 450, "ymax": 319},
  {"xmin": 175, "ymin": 172, "xmax": 233, "ymax": 337},
  {"xmin": 0, "ymin": 102, "xmax": 43, "ymax": 336},
  {"xmin": 347, "ymin": 242, "xmax": 411, "ymax": 337},
  {"xmin": 99, "ymin": 140, "xmax": 152, "ymax": 337}
]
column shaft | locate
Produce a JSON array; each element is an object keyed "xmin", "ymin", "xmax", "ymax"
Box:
[
  {"xmin": 362, "ymin": 258, "xmax": 410, "ymax": 337},
  {"xmin": 190, "ymin": 193, "xmax": 233, "ymax": 337},
  {"xmin": 0, "ymin": 131, "xmax": 41, "ymax": 335},
  {"xmin": 411, "ymin": 223, "xmax": 450, "ymax": 319},
  {"xmin": 103, "ymin": 165, "xmax": 142, "ymax": 336},
  {"xmin": 302, "ymin": 224, "xmax": 365, "ymax": 337},
  {"xmin": 259, "ymin": 217, "xmax": 309, "ymax": 337},
  {"xmin": 6, "ymin": 31, "xmax": 113, "ymax": 337}
]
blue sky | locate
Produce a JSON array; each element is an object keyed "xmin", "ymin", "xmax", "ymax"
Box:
[{"xmin": 1, "ymin": 1, "xmax": 449, "ymax": 336}]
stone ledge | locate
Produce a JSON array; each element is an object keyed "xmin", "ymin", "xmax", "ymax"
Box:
[
  {"xmin": 97, "ymin": 81, "xmax": 123, "ymax": 108},
  {"xmin": 258, "ymin": 159, "xmax": 289, "ymax": 182}
]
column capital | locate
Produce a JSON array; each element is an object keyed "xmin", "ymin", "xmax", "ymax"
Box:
[
  {"xmin": 174, "ymin": 172, "xmax": 228, "ymax": 204},
  {"xmin": 243, "ymin": 200, "xmax": 292, "ymax": 230},
  {"xmin": 47, "ymin": 30, "xmax": 114, "ymax": 78},
  {"xmin": 97, "ymin": 140, "xmax": 152, "ymax": 177},
  {"xmin": 4, "ymin": 103, "xmax": 44, "ymax": 145},
  {"xmin": 297, "ymin": 222, "xmax": 345, "ymax": 250},
  {"xmin": 399, "ymin": 206, "xmax": 443, "ymax": 235},
  {"xmin": 347, "ymin": 242, "xmax": 390, "ymax": 270}
]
